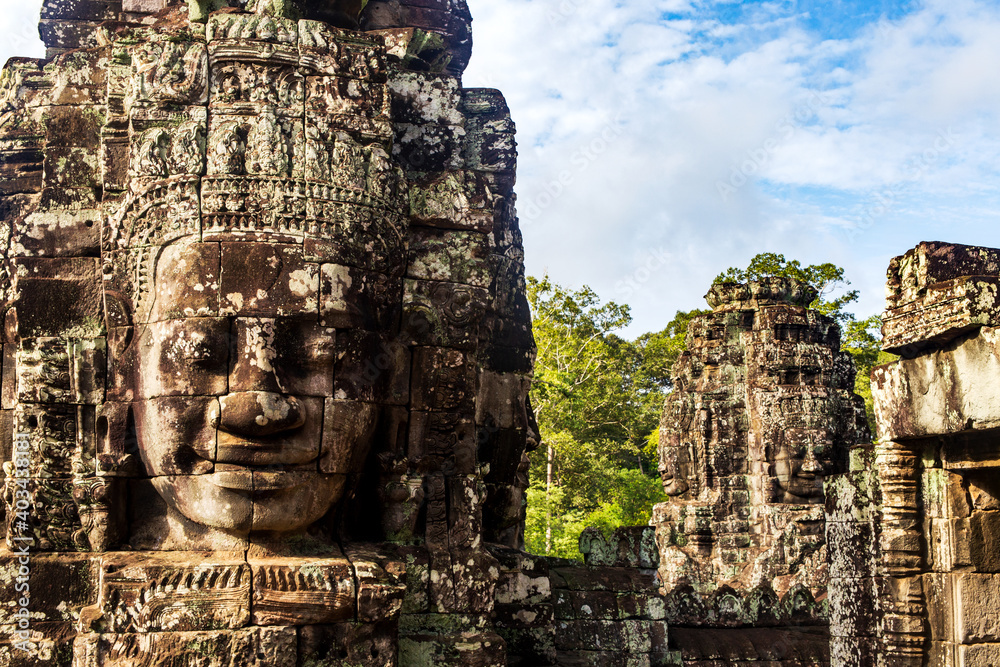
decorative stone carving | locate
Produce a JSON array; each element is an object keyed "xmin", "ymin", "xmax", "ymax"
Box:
[
  {"xmin": 0, "ymin": 0, "xmax": 535, "ymax": 664},
  {"xmin": 830, "ymin": 242, "xmax": 1000, "ymax": 666},
  {"xmin": 652, "ymin": 277, "xmax": 870, "ymax": 638}
]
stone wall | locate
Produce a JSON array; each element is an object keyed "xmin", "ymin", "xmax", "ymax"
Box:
[
  {"xmin": 492, "ymin": 527, "xmax": 680, "ymax": 667},
  {"xmin": 830, "ymin": 241, "xmax": 1000, "ymax": 666}
]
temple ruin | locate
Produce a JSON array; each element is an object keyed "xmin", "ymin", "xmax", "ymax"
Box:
[
  {"xmin": 2, "ymin": 1, "xmax": 1000, "ymax": 666},
  {"xmin": 829, "ymin": 242, "xmax": 1000, "ymax": 667},
  {"xmin": 652, "ymin": 277, "xmax": 870, "ymax": 665},
  {"xmin": 0, "ymin": 0, "xmax": 543, "ymax": 663}
]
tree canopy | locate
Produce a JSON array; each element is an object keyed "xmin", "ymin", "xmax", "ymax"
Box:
[
  {"xmin": 714, "ymin": 251, "xmax": 859, "ymax": 321},
  {"xmin": 524, "ymin": 276, "xmax": 676, "ymax": 558}
]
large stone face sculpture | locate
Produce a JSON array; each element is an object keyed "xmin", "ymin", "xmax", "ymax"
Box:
[
  {"xmin": 0, "ymin": 0, "xmax": 535, "ymax": 663},
  {"xmin": 652, "ymin": 277, "xmax": 870, "ymax": 636}
]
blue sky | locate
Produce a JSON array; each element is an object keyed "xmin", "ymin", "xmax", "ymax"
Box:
[
  {"xmin": 461, "ymin": 0, "xmax": 1000, "ymax": 333},
  {"xmin": 4, "ymin": 0, "xmax": 1000, "ymax": 335}
]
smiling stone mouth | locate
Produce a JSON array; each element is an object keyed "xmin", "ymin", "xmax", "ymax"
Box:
[{"xmin": 208, "ymin": 468, "xmax": 318, "ymax": 492}]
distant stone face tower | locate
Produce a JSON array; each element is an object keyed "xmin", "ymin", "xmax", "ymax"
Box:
[{"xmin": 652, "ymin": 278, "xmax": 870, "ymax": 636}]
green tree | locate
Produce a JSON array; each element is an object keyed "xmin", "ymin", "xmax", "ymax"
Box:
[
  {"xmin": 525, "ymin": 276, "xmax": 669, "ymax": 558},
  {"xmin": 633, "ymin": 309, "xmax": 708, "ymax": 393},
  {"xmin": 714, "ymin": 252, "xmax": 859, "ymax": 321}
]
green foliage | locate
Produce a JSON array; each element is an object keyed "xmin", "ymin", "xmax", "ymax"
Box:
[
  {"xmin": 714, "ymin": 251, "xmax": 859, "ymax": 322},
  {"xmin": 841, "ymin": 315, "xmax": 881, "ymax": 432},
  {"xmin": 528, "ymin": 276, "xmax": 657, "ymax": 471},
  {"xmin": 525, "ymin": 276, "xmax": 674, "ymax": 559},
  {"xmin": 633, "ymin": 309, "xmax": 709, "ymax": 393},
  {"xmin": 584, "ymin": 469, "xmax": 668, "ymax": 539},
  {"xmin": 524, "ymin": 484, "xmax": 587, "ymax": 560}
]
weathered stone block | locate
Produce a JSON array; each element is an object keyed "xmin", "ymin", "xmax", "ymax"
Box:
[
  {"xmin": 306, "ymin": 75, "xmax": 389, "ymax": 120},
  {"xmin": 829, "ymin": 635, "xmax": 880, "ymax": 667},
  {"xmin": 0, "ymin": 150, "xmax": 44, "ymax": 195},
  {"xmin": 554, "ymin": 619, "xmax": 664, "ymax": 653},
  {"xmin": 249, "ymin": 557, "xmax": 355, "ymax": 626},
  {"xmin": 401, "ymin": 278, "xmax": 487, "ymax": 350},
  {"xmin": 551, "ymin": 566, "xmax": 659, "ymax": 594},
  {"xmin": 929, "ymin": 517, "xmax": 972, "ymax": 572},
  {"xmin": 147, "ymin": 242, "xmax": 221, "ymax": 321},
  {"xmin": 122, "ymin": 0, "xmax": 164, "ymax": 13},
  {"xmin": 394, "ymin": 122, "xmax": 464, "ymax": 172},
  {"xmin": 408, "ymin": 170, "xmax": 496, "ymax": 232},
  {"xmin": 826, "ymin": 520, "xmax": 875, "ymax": 580},
  {"xmin": 93, "ymin": 552, "xmax": 251, "ymax": 633},
  {"xmin": 334, "ymin": 330, "xmax": 410, "ymax": 405},
  {"xmin": 13, "ymin": 257, "xmax": 102, "ymax": 338},
  {"xmin": 407, "ymin": 226, "xmax": 490, "ymax": 287},
  {"xmin": 461, "ymin": 89, "xmax": 516, "ymax": 174},
  {"xmin": 133, "ymin": 318, "xmax": 229, "ymax": 399},
  {"xmin": 924, "ymin": 572, "xmax": 955, "ymax": 643},
  {"xmin": 410, "ymin": 346, "xmax": 476, "ymax": 413},
  {"xmin": 319, "ymin": 264, "xmax": 401, "ymax": 331},
  {"xmin": 73, "ymin": 627, "xmax": 296, "ymax": 667},
  {"xmin": 389, "ymin": 71, "xmax": 464, "ymax": 125},
  {"xmin": 969, "ymin": 510, "xmax": 1000, "ymax": 572},
  {"xmin": 924, "ymin": 469, "xmax": 971, "ymax": 519},
  {"xmin": 0, "ymin": 621, "xmax": 76, "ymax": 667},
  {"xmin": 41, "ymin": 106, "xmax": 104, "ymax": 149},
  {"xmin": 829, "ymin": 576, "xmax": 877, "ymax": 639},
  {"xmin": 407, "ymin": 411, "xmax": 475, "ymax": 474},
  {"xmin": 873, "ymin": 328, "xmax": 1000, "ymax": 442},
  {"xmin": 0, "ymin": 553, "xmax": 97, "ymax": 625},
  {"xmin": 352, "ymin": 550, "xmax": 407, "ymax": 623},
  {"xmin": 220, "ymin": 243, "xmax": 318, "ymax": 317},
  {"xmin": 954, "ymin": 573, "xmax": 1000, "ymax": 643},
  {"xmin": 3, "ymin": 477, "xmax": 80, "ymax": 551},
  {"xmin": 299, "ymin": 621, "xmax": 399, "ymax": 667},
  {"xmin": 959, "ymin": 643, "xmax": 1000, "ymax": 666},
  {"xmin": 11, "ymin": 207, "xmax": 100, "ymax": 258},
  {"xmin": 42, "ymin": 146, "xmax": 99, "ymax": 189}
]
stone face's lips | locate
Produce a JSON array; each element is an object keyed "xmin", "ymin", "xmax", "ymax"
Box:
[
  {"xmin": 209, "ymin": 469, "xmax": 316, "ymax": 492},
  {"xmin": 215, "ymin": 435, "xmax": 320, "ymax": 466}
]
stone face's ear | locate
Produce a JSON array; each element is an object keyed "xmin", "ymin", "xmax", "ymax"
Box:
[{"xmin": 103, "ymin": 290, "xmax": 132, "ymax": 331}]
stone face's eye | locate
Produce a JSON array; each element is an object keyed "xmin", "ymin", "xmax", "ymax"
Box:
[
  {"xmin": 161, "ymin": 325, "xmax": 228, "ymax": 369},
  {"xmin": 303, "ymin": 335, "xmax": 336, "ymax": 367}
]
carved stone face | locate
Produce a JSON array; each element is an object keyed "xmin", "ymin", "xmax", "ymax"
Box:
[
  {"xmin": 659, "ymin": 444, "xmax": 691, "ymax": 497},
  {"xmin": 772, "ymin": 429, "xmax": 830, "ymax": 503},
  {"xmin": 131, "ymin": 240, "xmax": 387, "ymax": 535}
]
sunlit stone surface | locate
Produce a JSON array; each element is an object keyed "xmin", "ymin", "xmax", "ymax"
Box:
[
  {"xmin": 0, "ymin": 0, "xmax": 538, "ymax": 663},
  {"xmin": 651, "ymin": 277, "xmax": 870, "ymax": 664}
]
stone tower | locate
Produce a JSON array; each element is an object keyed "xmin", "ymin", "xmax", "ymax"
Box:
[
  {"xmin": 0, "ymin": 0, "xmax": 537, "ymax": 664},
  {"xmin": 652, "ymin": 277, "xmax": 870, "ymax": 660}
]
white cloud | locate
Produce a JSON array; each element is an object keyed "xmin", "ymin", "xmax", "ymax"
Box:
[
  {"xmin": 465, "ymin": 0, "xmax": 1000, "ymax": 335},
  {"xmin": 3, "ymin": 1, "xmax": 1000, "ymax": 335},
  {"xmin": 0, "ymin": 2, "xmax": 45, "ymax": 66}
]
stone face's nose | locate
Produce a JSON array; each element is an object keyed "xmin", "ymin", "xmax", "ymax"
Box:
[
  {"xmin": 213, "ymin": 392, "xmax": 306, "ymax": 437},
  {"xmin": 800, "ymin": 447, "xmax": 824, "ymax": 475}
]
